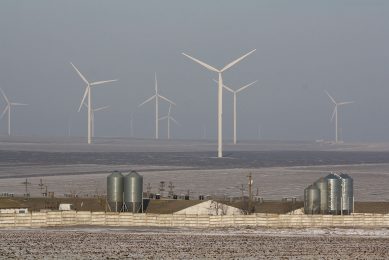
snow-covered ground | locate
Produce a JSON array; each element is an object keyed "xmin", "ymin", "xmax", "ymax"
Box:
[
  {"xmin": 0, "ymin": 227, "xmax": 388, "ymax": 259},
  {"xmin": 1, "ymin": 164, "xmax": 388, "ymax": 200},
  {"xmin": 1, "ymin": 138, "xmax": 389, "ymax": 200}
]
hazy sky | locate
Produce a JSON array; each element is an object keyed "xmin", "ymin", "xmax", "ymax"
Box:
[{"xmin": 0, "ymin": 1, "xmax": 388, "ymax": 141}]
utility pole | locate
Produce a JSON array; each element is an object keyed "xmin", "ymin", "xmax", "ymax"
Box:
[
  {"xmin": 247, "ymin": 173, "xmax": 253, "ymax": 214},
  {"xmin": 240, "ymin": 184, "xmax": 245, "ymax": 201},
  {"xmin": 38, "ymin": 179, "xmax": 45, "ymax": 196},
  {"xmin": 159, "ymin": 181, "xmax": 165, "ymax": 197},
  {"xmin": 168, "ymin": 181, "xmax": 175, "ymax": 198},
  {"xmin": 146, "ymin": 183, "xmax": 152, "ymax": 198},
  {"xmin": 21, "ymin": 178, "xmax": 31, "ymax": 198}
]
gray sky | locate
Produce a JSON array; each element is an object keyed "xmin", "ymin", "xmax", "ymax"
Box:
[{"xmin": 0, "ymin": 0, "xmax": 388, "ymax": 141}]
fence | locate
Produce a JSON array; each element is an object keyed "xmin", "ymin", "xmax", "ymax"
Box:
[{"xmin": 0, "ymin": 212, "xmax": 388, "ymax": 228}]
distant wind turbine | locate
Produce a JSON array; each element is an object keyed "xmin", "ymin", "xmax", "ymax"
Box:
[
  {"xmin": 213, "ymin": 79, "xmax": 257, "ymax": 144},
  {"xmin": 325, "ymin": 90, "xmax": 354, "ymax": 143},
  {"xmin": 159, "ymin": 104, "xmax": 180, "ymax": 140},
  {"xmin": 0, "ymin": 88, "xmax": 27, "ymax": 136},
  {"xmin": 182, "ymin": 49, "xmax": 256, "ymax": 157},
  {"xmin": 84, "ymin": 103, "xmax": 110, "ymax": 138},
  {"xmin": 70, "ymin": 62, "xmax": 117, "ymax": 144},
  {"xmin": 139, "ymin": 73, "xmax": 176, "ymax": 139},
  {"xmin": 130, "ymin": 112, "xmax": 134, "ymax": 138}
]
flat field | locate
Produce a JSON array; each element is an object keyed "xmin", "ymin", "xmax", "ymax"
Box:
[{"xmin": 0, "ymin": 227, "xmax": 388, "ymax": 259}]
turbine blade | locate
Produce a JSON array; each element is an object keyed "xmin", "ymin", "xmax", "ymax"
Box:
[
  {"xmin": 158, "ymin": 95, "xmax": 176, "ymax": 106},
  {"xmin": 90, "ymin": 79, "xmax": 118, "ymax": 86},
  {"xmin": 159, "ymin": 116, "xmax": 168, "ymax": 121},
  {"xmin": 236, "ymin": 80, "xmax": 258, "ymax": 93},
  {"xmin": 338, "ymin": 101, "xmax": 354, "ymax": 106},
  {"xmin": 182, "ymin": 53, "xmax": 219, "ymax": 73},
  {"xmin": 70, "ymin": 62, "xmax": 89, "ymax": 85},
  {"xmin": 138, "ymin": 95, "xmax": 156, "ymax": 107},
  {"xmin": 0, "ymin": 106, "xmax": 9, "ymax": 119},
  {"xmin": 171, "ymin": 116, "xmax": 181, "ymax": 126},
  {"xmin": 0, "ymin": 88, "xmax": 9, "ymax": 104},
  {"xmin": 221, "ymin": 49, "xmax": 256, "ymax": 72},
  {"xmin": 10, "ymin": 103, "xmax": 28, "ymax": 106},
  {"xmin": 94, "ymin": 105, "xmax": 110, "ymax": 112},
  {"xmin": 324, "ymin": 90, "xmax": 336, "ymax": 104},
  {"xmin": 213, "ymin": 79, "xmax": 234, "ymax": 93},
  {"xmin": 330, "ymin": 107, "xmax": 336, "ymax": 121},
  {"xmin": 78, "ymin": 87, "xmax": 89, "ymax": 112}
]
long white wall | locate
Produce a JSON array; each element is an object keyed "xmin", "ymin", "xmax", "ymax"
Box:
[{"xmin": 0, "ymin": 211, "xmax": 388, "ymax": 228}]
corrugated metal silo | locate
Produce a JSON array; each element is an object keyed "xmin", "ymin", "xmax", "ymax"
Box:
[
  {"xmin": 107, "ymin": 171, "xmax": 124, "ymax": 212},
  {"xmin": 123, "ymin": 171, "xmax": 143, "ymax": 213},
  {"xmin": 326, "ymin": 173, "xmax": 342, "ymax": 215},
  {"xmin": 339, "ymin": 173, "xmax": 354, "ymax": 214},
  {"xmin": 304, "ymin": 185, "xmax": 321, "ymax": 214},
  {"xmin": 314, "ymin": 177, "xmax": 328, "ymax": 214}
]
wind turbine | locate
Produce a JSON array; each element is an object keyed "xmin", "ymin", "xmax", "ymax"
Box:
[
  {"xmin": 159, "ymin": 104, "xmax": 180, "ymax": 140},
  {"xmin": 325, "ymin": 90, "xmax": 354, "ymax": 143},
  {"xmin": 0, "ymin": 88, "xmax": 27, "ymax": 136},
  {"xmin": 70, "ymin": 62, "xmax": 117, "ymax": 144},
  {"xmin": 213, "ymin": 79, "xmax": 257, "ymax": 144},
  {"xmin": 138, "ymin": 73, "xmax": 176, "ymax": 139},
  {"xmin": 182, "ymin": 49, "xmax": 256, "ymax": 157}
]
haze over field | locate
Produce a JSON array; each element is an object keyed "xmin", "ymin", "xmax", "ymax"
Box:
[{"xmin": 1, "ymin": 1, "xmax": 389, "ymax": 142}]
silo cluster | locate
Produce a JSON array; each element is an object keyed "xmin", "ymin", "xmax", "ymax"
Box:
[
  {"xmin": 107, "ymin": 170, "xmax": 143, "ymax": 213},
  {"xmin": 304, "ymin": 173, "xmax": 353, "ymax": 215}
]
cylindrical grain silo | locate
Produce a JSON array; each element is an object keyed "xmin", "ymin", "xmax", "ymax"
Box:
[
  {"xmin": 326, "ymin": 173, "xmax": 342, "ymax": 215},
  {"xmin": 123, "ymin": 171, "xmax": 143, "ymax": 213},
  {"xmin": 304, "ymin": 185, "xmax": 321, "ymax": 214},
  {"xmin": 314, "ymin": 177, "xmax": 328, "ymax": 214},
  {"xmin": 107, "ymin": 171, "xmax": 124, "ymax": 212},
  {"xmin": 339, "ymin": 173, "xmax": 354, "ymax": 215}
]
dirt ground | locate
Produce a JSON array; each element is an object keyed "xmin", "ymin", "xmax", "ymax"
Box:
[{"xmin": 0, "ymin": 227, "xmax": 388, "ymax": 259}]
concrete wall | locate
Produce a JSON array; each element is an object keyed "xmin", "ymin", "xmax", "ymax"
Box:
[{"xmin": 1, "ymin": 211, "xmax": 388, "ymax": 228}]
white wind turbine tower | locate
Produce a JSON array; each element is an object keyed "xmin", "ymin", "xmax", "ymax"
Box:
[
  {"xmin": 70, "ymin": 62, "xmax": 117, "ymax": 144},
  {"xmin": 182, "ymin": 49, "xmax": 256, "ymax": 157},
  {"xmin": 159, "ymin": 104, "xmax": 180, "ymax": 140},
  {"xmin": 0, "ymin": 88, "xmax": 27, "ymax": 136},
  {"xmin": 214, "ymin": 79, "xmax": 257, "ymax": 144},
  {"xmin": 139, "ymin": 73, "xmax": 176, "ymax": 140},
  {"xmin": 325, "ymin": 90, "xmax": 354, "ymax": 144}
]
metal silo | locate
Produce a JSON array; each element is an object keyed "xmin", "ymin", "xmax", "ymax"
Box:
[
  {"xmin": 107, "ymin": 171, "xmax": 124, "ymax": 212},
  {"xmin": 304, "ymin": 185, "xmax": 320, "ymax": 214},
  {"xmin": 339, "ymin": 173, "xmax": 354, "ymax": 215},
  {"xmin": 314, "ymin": 177, "xmax": 328, "ymax": 214},
  {"xmin": 326, "ymin": 173, "xmax": 342, "ymax": 215},
  {"xmin": 123, "ymin": 171, "xmax": 143, "ymax": 213}
]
